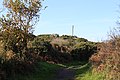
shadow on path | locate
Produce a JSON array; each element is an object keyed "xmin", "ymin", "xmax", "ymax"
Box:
[{"xmin": 54, "ymin": 68, "xmax": 75, "ymax": 80}]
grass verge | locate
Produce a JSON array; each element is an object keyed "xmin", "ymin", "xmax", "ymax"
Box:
[
  {"xmin": 9, "ymin": 61, "xmax": 106, "ymax": 80},
  {"xmin": 75, "ymin": 63, "xmax": 105, "ymax": 80},
  {"xmin": 9, "ymin": 62, "xmax": 60, "ymax": 80}
]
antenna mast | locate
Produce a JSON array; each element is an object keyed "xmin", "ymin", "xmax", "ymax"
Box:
[{"xmin": 72, "ymin": 25, "xmax": 74, "ymax": 36}]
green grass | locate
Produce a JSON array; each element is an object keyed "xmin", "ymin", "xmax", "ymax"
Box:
[
  {"xmin": 58, "ymin": 61, "xmax": 94, "ymax": 80},
  {"xmin": 9, "ymin": 61, "xmax": 106, "ymax": 80},
  {"xmin": 9, "ymin": 62, "xmax": 60, "ymax": 80},
  {"xmin": 77, "ymin": 70, "xmax": 105, "ymax": 80},
  {"xmin": 75, "ymin": 63, "xmax": 105, "ymax": 80},
  {"xmin": 62, "ymin": 61, "xmax": 105, "ymax": 80}
]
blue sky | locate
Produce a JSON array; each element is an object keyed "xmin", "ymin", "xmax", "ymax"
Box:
[
  {"xmin": 0, "ymin": 0, "xmax": 120, "ymax": 41},
  {"xmin": 34, "ymin": 0, "xmax": 119, "ymax": 41}
]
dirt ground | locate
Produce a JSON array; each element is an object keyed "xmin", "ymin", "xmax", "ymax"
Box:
[{"xmin": 54, "ymin": 68, "xmax": 75, "ymax": 80}]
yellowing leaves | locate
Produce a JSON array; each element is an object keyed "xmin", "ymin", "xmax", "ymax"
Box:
[
  {"xmin": 5, "ymin": 50, "xmax": 15, "ymax": 60},
  {"xmin": 0, "ymin": 0, "xmax": 42, "ymax": 59}
]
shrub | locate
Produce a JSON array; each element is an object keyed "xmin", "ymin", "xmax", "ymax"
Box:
[
  {"xmin": 0, "ymin": 41, "xmax": 5, "ymax": 60},
  {"xmin": 90, "ymin": 27, "xmax": 120, "ymax": 80},
  {"xmin": 75, "ymin": 38, "xmax": 88, "ymax": 43},
  {"xmin": 71, "ymin": 42, "xmax": 97, "ymax": 61},
  {"xmin": 0, "ymin": 0, "xmax": 42, "ymax": 78}
]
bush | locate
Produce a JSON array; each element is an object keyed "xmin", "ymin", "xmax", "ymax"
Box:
[
  {"xmin": 31, "ymin": 35, "xmax": 97, "ymax": 63},
  {"xmin": 90, "ymin": 27, "xmax": 120, "ymax": 80},
  {"xmin": 71, "ymin": 42, "xmax": 97, "ymax": 61},
  {"xmin": 0, "ymin": 41, "xmax": 5, "ymax": 60},
  {"xmin": 75, "ymin": 38, "xmax": 88, "ymax": 42}
]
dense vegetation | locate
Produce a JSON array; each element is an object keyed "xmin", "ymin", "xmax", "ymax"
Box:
[
  {"xmin": 0, "ymin": 32, "xmax": 97, "ymax": 79},
  {"xmin": 0, "ymin": 0, "xmax": 120, "ymax": 80},
  {"xmin": 0, "ymin": 0, "xmax": 43, "ymax": 79},
  {"xmin": 28, "ymin": 34, "xmax": 97, "ymax": 63},
  {"xmin": 89, "ymin": 28, "xmax": 120, "ymax": 80}
]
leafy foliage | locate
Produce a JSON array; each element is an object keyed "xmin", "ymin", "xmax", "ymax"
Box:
[
  {"xmin": 0, "ymin": 1, "xmax": 98, "ymax": 79},
  {"xmin": 29, "ymin": 34, "xmax": 97, "ymax": 63},
  {"xmin": 71, "ymin": 42, "xmax": 97, "ymax": 61},
  {"xmin": 0, "ymin": 0, "xmax": 42, "ymax": 59},
  {"xmin": 0, "ymin": 0, "xmax": 43, "ymax": 79},
  {"xmin": 90, "ymin": 27, "xmax": 120, "ymax": 80}
]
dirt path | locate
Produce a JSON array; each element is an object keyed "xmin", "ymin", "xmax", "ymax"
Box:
[{"xmin": 54, "ymin": 68, "xmax": 75, "ymax": 80}]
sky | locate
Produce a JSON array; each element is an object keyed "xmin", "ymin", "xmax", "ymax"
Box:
[{"xmin": 0, "ymin": 0, "xmax": 120, "ymax": 42}]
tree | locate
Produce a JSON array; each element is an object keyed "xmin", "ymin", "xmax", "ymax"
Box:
[{"xmin": 0, "ymin": 0, "xmax": 43, "ymax": 60}]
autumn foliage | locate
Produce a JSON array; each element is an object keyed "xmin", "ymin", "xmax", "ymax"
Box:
[
  {"xmin": 90, "ymin": 27, "xmax": 120, "ymax": 80},
  {"xmin": 0, "ymin": 0, "xmax": 42, "ymax": 79}
]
